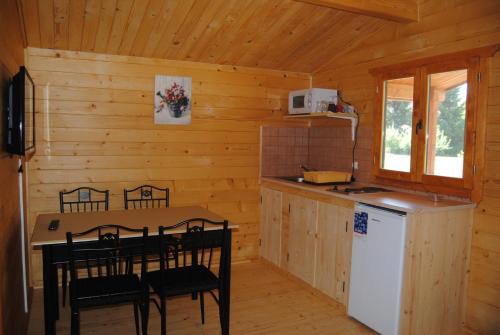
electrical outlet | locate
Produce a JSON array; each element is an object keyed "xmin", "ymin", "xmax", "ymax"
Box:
[{"xmin": 353, "ymin": 161, "xmax": 359, "ymax": 170}]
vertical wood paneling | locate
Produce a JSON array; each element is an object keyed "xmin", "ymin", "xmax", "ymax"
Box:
[
  {"xmin": 313, "ymin": 1, "xmax": 500, "ymax": 333},
  {"xmin": 141, "ymin": 0, "xmax": 177, "ymax": 58},
  {"xmin": 53, "ymin": 0, "xmax": 69, "ymax": 50},
  {"xmin": 117, "ymin": 0, "xmax": 149, "ymax": 55},
  {"xmin": 314, "ymin": 202, "xmax": 353, "ymax": 305},
  {"xmin": 259, "ymin": 188, "xmax": 282, "ymax": 266},
  {"xmin": 67, "ymin": 0, "xmax": 86, "ymax": 50},
  {"xmin": 282, "ymin": 193, "xmax": 318, "ymax": 285},
  {"xmin": 105, "ymin": 0, "xmax": 134, "ymax": 54},
  {"xmin": 468, "ymin": 52, "xmax": 500, "ymax": 334},
  {"xmin": 400, "ymin": 209, "xmax": 473, "ymax": 335},
  {"xmin": 25, "ymin": 47, "xmax": 310, "ymax": 287},
  {"xmin": 21, "ymin": 0, "xmax": 386, "ymax": 72},
  {"xmin": 21, "ymin": 0, "xmax": 41, "ymax": 46},
  {"xmin": 37, "ymin": 0, "xmax": 54, "ymax": 48},
  {"xmin": 80, "ymin": 0, "xmax": 101, "ymax": 51},
  {"xmin": 129, "ymin": 0, "xmax": 165, "ymax": 57},
  {"xmin": 93, "ymin": 0, "xmax": 118, "ymax": 53}
]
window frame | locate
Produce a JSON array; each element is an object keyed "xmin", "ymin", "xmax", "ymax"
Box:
[
  {"xmin": 417, "ymin": 58, "xmax": 479, "ymax": 190},
  {"xmin": 372, "ymin": 68, "xmax": 421, "ymax": 182},
  {"xmin": 371, "ymin": 50, "xmax": 489, "ymax": 197}
]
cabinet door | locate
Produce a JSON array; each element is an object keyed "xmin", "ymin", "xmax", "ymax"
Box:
[
  {"xmin": 259, "ymin": 187, "xmax": 282, "ymax": 266},
  {"xmin": 314, "ymin": 202, "xmax": 354, "ymax": 306},
  {"xmin": 314, "ymin": 202, "xmax": 340, "ymax": 299},
  {"xmin": 283, "ymin": 193, "xmax": 318, "ymax": 286},
  {"xmin": 335, "ymin": 206, "xmax": 354, "ymax": 305}
]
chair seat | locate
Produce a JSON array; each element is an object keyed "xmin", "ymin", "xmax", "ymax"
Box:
[
  {"xmin": 70, "ymin": 274, "xmax": 142, "ymax": 308},
  {"xmin": 147, "ymin": 265, "xmax": 219, "ymax": 297}
]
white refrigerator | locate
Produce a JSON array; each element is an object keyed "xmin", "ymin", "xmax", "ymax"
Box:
[{"xmin": 348, "ymin": 203, "xmax": 407, "ymax": 335}]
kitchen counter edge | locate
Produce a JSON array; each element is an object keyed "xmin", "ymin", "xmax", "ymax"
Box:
[{"xmin": 260, "ymin": 177, "xmax": 475, "ymax": 214}]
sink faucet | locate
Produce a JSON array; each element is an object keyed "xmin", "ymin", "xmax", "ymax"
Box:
[{"xmin": 300, "ymin": 165, "xmax": 311, "ymax": 172}]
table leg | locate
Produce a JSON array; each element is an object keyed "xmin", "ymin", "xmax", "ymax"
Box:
[
  {"xmin": 53, "ymin": 264, "xmax": 60, "ymax": 320},
  {"xmin": 42, "ymin": 245, "xmax": 56, "ymax": 335}
]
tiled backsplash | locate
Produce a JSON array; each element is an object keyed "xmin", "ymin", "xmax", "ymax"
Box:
[
  {"xmin": 308, "ymin": 126, "xmax": 354, "ymax": 172},
  {"xmin": 261, "ymin": 127, "xmax": 309, "ymax": 177},
  {"xmin": 261, "ymin": 125, "xmax": 368, "ymax": 181}
]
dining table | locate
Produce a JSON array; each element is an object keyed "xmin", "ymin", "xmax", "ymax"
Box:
[{"xmin": 31, "ymin": 206, "xmax": 237, "ymax": 335}]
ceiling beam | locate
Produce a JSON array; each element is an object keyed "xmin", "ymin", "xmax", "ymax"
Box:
[{"xmin": 295, "ymin": 0, "xmax": 419, "ymax": 23}]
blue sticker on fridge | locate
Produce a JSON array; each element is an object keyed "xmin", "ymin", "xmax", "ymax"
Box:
[{"xmin": 354, "ymin": 211, "xmax": 368, "ymax": 235}]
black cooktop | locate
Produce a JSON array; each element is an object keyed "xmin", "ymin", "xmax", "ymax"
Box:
[{"xmin": 327, "ymin": 186, "xmax": 393, "ymax": 195}]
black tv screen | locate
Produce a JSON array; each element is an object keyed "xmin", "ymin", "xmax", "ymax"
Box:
[{"xmin": 6, "ymin": 66, "xmax": 35, "ymax": 157}]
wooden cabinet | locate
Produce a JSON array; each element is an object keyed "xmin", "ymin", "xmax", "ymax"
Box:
[
  {"xmin": 260, "ymin": 181, "xmax": 474, "ymax": 334},
  {"xmin": 399, "ymin": 209, "xmax": 473, "ymax": 335},
  {"xmin": 314, "ymin": 202, "xmax": 353, "ymax": 305},
  {"xmin": 259, "ymin": 187, "xmax": 282, "ymax": 266},
  {"xmin": 282, "ymin": 193, "xmax": 318, "ymax": 286},
  {"xmin": 260, "ymin": 185, "xmax": 354, "ymax": 305}
]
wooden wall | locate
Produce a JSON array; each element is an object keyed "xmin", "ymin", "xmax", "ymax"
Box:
[
  {"xmin": 313, "ymin": 0, "xmax": 500, "ymax": 333},
  {"xmin": 468, "ymin": 51, "xmax": 500, "ymax": 335},
  {"xmin": 0, "ymin": 1, "xmax": 29, "ymax": 334},
  {"xmin": 25, "ymin": 47, "xmax": 310, "ymax": 287}
]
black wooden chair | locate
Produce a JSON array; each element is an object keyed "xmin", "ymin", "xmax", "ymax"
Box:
[
  {"xmin": 145, "ymin": 218, "xmax": 230, "ymax": 335},
  {"xmin": 66, "ymin": 225, "xmax": 149, "ymax": 335},
  {"xmin": 124, "ymin": 185, "xmax": 169, "ymax": 209},
  {"xmin": 59, "ymin": 187, "xmax": 110, "ymax": 307},
  {"xmin": 60, "ymin": 187, "xmax": 109, "ymax": 213}
]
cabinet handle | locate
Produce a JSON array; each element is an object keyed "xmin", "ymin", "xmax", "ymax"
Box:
[{"xmin": 345, "ymin": 221, "xmax": 348, "ymax": 232}]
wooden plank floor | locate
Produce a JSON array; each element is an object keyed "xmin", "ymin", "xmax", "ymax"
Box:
[{"xmin": 27, "ymin": 261, "xmax": 376, "ymax": 335}]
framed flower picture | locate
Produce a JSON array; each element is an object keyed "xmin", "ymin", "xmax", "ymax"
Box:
[{"xmin": 154, "ymin": 75, "xmax": 192, "ymax": 125}]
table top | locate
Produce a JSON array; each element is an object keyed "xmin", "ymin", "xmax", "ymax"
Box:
[{"xmin": 31, "ymin": 206, "xmax": 237, "ymax": 247}]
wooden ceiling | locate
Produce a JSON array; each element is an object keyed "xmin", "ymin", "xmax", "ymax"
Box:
[{"xmin": 18, "ymin": 0, "xmax": 394, "ymax": 73}]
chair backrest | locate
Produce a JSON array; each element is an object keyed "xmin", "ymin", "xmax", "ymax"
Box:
[
  {"xmin": 124, "ymin": 184, "xmax": 169, "ymax": 209},
  {"xmin": 158, "ymin": 218, "xmax": 229, "ymax": 280},
  {"xmin": 66, "ymin": 225, "xmax": 148, "ymax": 284},
  {"xmin": 59, "ymin": 187, "xmax": 109, "ymax": 213}
]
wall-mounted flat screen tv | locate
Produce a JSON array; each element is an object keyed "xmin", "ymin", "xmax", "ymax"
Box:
[{"xmin": 6, "ymin": 66, "xmax": 35, "ymax": 157}]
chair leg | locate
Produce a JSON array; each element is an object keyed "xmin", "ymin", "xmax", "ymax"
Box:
[
  {"xmin": 133, "ymin": 302, "xmax": 140, "ymax": 335},
  {"xmin": 71, "ymin": 307, "xmax": 80, "ymax": 335},
  {"xmin": 218, "ymin": 289, "xmax": 225, "ymax": 333},
  {"xmin": 160, "ymin": 296, "xmax": 167, "ymax": 335},
  {"xmin": 62, "ymin": 264, "xmax": 67, "ymax": 307},
  {"xmin": 218, "ymin": 288, "xmax": 230, "ymax": 335},
  {"xmin": 199, "ymin": 292, "xmax": 205, "ymax": 324},
  {"xmin": 142, "ymin": 291, "xmax": 149, "ymax": 335}
]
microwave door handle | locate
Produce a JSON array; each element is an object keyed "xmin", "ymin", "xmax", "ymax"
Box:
[{"xmin": 307, "ymin": 92, "xmax": 312, "ymax": 109}]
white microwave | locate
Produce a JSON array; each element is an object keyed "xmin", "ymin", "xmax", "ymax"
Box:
[{"xmin": 288, "ymin": 88, "xmax": 338, "ymax": 114}]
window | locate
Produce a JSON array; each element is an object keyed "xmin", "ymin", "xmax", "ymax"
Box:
[
  {"xmin": 381, "ymin": 77, "xmax": 415, "ymax": 173},
  {"xmin": 425, "ymin": 70, "xmax": 468, "ymax": 178},
  {"xmin": 371, "ymin": 52, "xmax": 487, "ymax": 195}
]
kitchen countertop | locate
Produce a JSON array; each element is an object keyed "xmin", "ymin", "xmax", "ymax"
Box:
[{"xmin": 261, "ymin": 177, "xmax": 475, "ymax": 213}]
